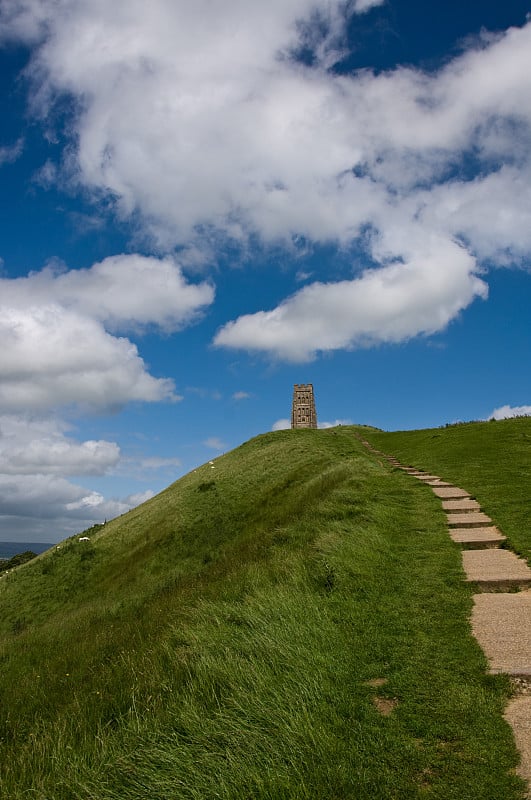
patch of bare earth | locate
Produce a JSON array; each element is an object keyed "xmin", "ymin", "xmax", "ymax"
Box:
[{"xmin": 372, "ymin": 696, "xmax": 398, "ymax": 717}]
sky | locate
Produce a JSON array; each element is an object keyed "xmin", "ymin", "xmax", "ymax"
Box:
[{"xmin": 1, "ymin": 0, "xmax": 531, "ymax": 543}]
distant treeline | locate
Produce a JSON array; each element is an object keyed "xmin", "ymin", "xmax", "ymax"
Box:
[{"xmin": 0, "ymin": 551, "xmax": 37, "ymax": 573}]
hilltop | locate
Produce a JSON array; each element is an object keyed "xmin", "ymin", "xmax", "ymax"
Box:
[{"xmin": 0, "ymin": 423, "xmax": 528, "ymax": 799}]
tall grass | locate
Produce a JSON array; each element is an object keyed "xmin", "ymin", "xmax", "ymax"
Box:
[{"xmin": 0, "ymin": 428, "xmax": 525, "ymax": 798}]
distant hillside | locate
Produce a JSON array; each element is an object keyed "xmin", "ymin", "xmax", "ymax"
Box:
[
  {"xmin": 0, "ymin": 549, "xmax": 38, "ymax": 574},
  {"xmin": 0, "ymin": 426, "xmax": 525, "ymax": 799},
  {"xmin": 0, "ymin": 542, "xmax": 54, "ymax": 560}
]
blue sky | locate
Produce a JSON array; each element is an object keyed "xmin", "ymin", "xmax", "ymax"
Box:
[{"xmin": 1, "ymin": 0, "xmax": 531, "ymax": 543}]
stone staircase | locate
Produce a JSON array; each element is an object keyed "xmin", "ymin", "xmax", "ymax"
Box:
[{"xmin": 362, "ymin": 441, "xmax": 531, "ymax": 794}]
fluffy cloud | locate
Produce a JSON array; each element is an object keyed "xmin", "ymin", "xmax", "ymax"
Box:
[
  {"xmin": 0, "ymin": 0, "xmax": 440, "ymax": 249},
  {"xmin": 0, "ymin": 415, "xmax": 149, "ymax": 541},
  {"xmin": 0, "ymin": 304, "xmax": 177, "ymax": 412},
  {"xmin": 0, "ymin": 254, "xmax": 213, "ymax": 412},
  {"xmin": 0, "ymin": 415, "xmax": 119, "ymax": 476},
  {"xmin": 272, "ymin": 419, "xmax": 291, "ymax": 431},
  {"xmin": 422, "ymin": 166, "xmax": 531, "ymax": 265},
  {"xmin": 488, "ymin": 405, "xmax": 531, "ymax": 421},
  {"xmin": 0, "ymin": 473, "xmax": 112, "ymax": 520},
  {"xmin": 2, "ymin": 2, "xmax": 531, "ymax": 359},
  {"xmin": 215, "ymin": 233, "xmax": 487, "ymax": 360},
  {"xmin": 3, "ymin": 254, "xmax": 214, "ymax": 333},
  {"xmin": 0, "ymin": 0, "xmax": 382, "ymax": 244},
  {"xmin": 0, "ymin": 475, "xmax": 151, "ymax": 541},
  {"xmin": 0, "ymin": 247, "xmax": 206, "ymax": 531}
]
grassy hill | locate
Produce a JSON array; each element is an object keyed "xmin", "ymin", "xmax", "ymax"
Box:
[
  {"xmin": 0, "ymin": 425, "xmax": 527, "ymax": 799},
  {"xmin": 363, "ymin": 416, "xmax": 531, "ymax": 561}
]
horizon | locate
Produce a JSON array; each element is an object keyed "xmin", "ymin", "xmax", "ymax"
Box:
[
  {"xmin": 1, "ymin": 0, "xmax": 530, "ymax": 543},
  {"xmin": 1, "ymin": 413, "xmax": 526, "ymax": 549}
]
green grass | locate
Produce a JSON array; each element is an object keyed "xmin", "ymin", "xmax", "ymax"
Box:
[
  {"xmin": 363, "ymin": 417, "xmax": 531, "ymax": 562},
  {"xmin": 0, "ymin": 427, "xmax": 525, "ymax": 798}
]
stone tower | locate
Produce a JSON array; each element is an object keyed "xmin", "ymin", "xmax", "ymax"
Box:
[{"xmin": 291, "ymin": 384, "xmax": 318, "ymax": 429}]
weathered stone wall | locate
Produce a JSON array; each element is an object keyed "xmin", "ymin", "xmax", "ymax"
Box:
[{"xmin": 291, "ymin": 383, "xmax": 318, "ymax": 429}]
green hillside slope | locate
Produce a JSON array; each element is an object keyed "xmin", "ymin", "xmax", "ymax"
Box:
[
  {"xmin": 0, "ymin": 428, "xmax": 525, "ymax": 799},
  {"xmin": 364, "ymin": 417, "xmax": 531, "ymax": 562}
]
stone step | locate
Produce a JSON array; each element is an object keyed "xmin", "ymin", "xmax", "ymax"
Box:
[
  {"xmin": 441, "ymin": 499, "xmax": 482, "ymax": 512},
  {"xmin": 432, "ymin": 486, "xmax": 471, "ymax": 499},
  {"xmin": 425, "ymin": 480, "xmax": 453, "ymax": 487},
  {"xmin": 471, "ymin": 591, "xmax": 531, "ymax": 675},
  {"xmin": 463, "ymin": 550, "xmax": 531, "ymax": 591},
  {"xmin": 449, "ymin": 527, "xmax": 506, "ymax": 549},
  {"xmin": 447, "ymin": 512, "xmax": 493, "ymax": 527},
  {"xmin": 414, "ymin": 474, "xmax": 441, "ymax": 481}
]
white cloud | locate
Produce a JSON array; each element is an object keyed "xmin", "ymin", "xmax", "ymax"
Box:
[
  {"xmin": 215, "ymin": 233, "xmax": 487, "ymax": 361},
  {"xmin": 3, "ymin": 3, "xmax": 531, "ymax": 359},
  {"xmin": 126, "ymin": 489, "xmax": 155, "ymax": 506},
  {"xmin": 487, "ymin": 405, "xmax": 531, "ymax": 421},
  {"xmin": 0, "ymin": 254, "xmax": 214, "ymax": 412},
  {"xmin": 2, "ymin": 254, "xmax": 214, "ymax": 333},
  {"xmin": 232, "ymin": 391, "xmax": 251, "ymax": 400},
  {"xmin": 0, "ymin": 473, "xmax": 98, "ymax": 519},
  {"xmin": 65, "ymin": 488, "xmax": 150, "ymax": 516},
  {"xmin": 272, "ymin": 418, "xmax": 291, "ymax": 431},
  {"xmin": 422, "ymin": 166, "xmax": 531, "ymax": 265},
  {"xmin": 353, "ymin": 0, "xmax": 385, "ymax": 10},
  {"xmin": 203, "ymin": 437, "xmax": 226, "ymax": 450},
  {"xmin": 0, "ymin": 415, "xmax": 119, "ymax": 476},
  {"xmin": 0, "ymin": 471, "xmax": 133, "ymax": 527},
  {"xmin": 0, "ymin": 414, "xmax": 158, "ymax": 541},
  {"xmin": 0, "ymin": 242, "xmax": 210, "ymax": 544},
  {"xmin": 2, "ymin": 0, "xmax": 368, "ymax": 245},
  {"xmin": 65, "ymin": 491, "xmax": 107, "ymax": 511},
  {"xmin": 0, "ymin": 303, "xmax": 176, "ymax": 412}
]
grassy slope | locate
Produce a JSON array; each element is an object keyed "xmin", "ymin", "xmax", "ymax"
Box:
[
  {"xmin": 363, "ymin": 417, "xmax": 531, "ymax": 562},
  {"xmin": 0, "ymin": 427, "xmax": 525, "ymax": 799}
]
